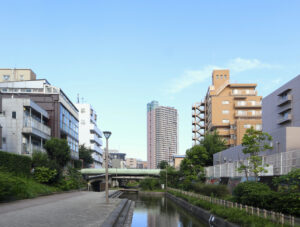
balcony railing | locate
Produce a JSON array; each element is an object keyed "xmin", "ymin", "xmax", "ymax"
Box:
[
  {"xmin": 278, "ymin": 94, "xmax": 292, "ymax": 106},
  {"xmin": 232, "ymin": 90, "xmax": 257, "ymax": 96},
  {"xmin": 235, "ymin": 101, "xmax": 261, "ymax": 108},
  {"xmin": 23, "ymin": 117, "xmax": 51, "ymax": 136},
  {"xmin": 278, "ymin": 113, "xmax": 292, "ymax": 124},
  {"xmin": 235, "ymin": 111, "xmax": 262, "ymax": 118}
]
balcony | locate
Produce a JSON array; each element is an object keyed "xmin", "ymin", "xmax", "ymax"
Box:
[
  {"xmin": 23, "ymin": 117, "xmax": 51, "ymax": 139},
  {"xmin": 235, "ymin": 101, "xmax": 261, "ymax": 108},
  {"xmin": 278, "ymin": 113, "xmax": 292, "ymax": 125},
  {"xmin": 218, "ymin": 129, "xmax": 230, "ymax": 136},
  {"xmin": 278, "ymin": 94, "xmax": 292, "ymax": 106},
  {"xmin": 235, "ymin": 111, "xmax": 261, "ymax": 118}
]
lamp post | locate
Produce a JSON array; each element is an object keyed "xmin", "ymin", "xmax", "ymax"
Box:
[{"xmin": 103, "ymin": 131, "xmax": 112, "ymax": 204}]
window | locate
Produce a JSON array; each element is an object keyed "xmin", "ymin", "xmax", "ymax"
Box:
[
  {"xmin": 216, "ymin": 75, "xmax": 219, "ymax": 79},
  {"xmin": 222, "ymin": 110, "xmax": 229, "ymax": 114},
  {"xmin": 220, "ymin": 75, "xmax": 223, "ymax": 79},
  {"xmin": 81, "ymin": 108, "xmax": 85, "ymax": 113},
  {"xmin": 2, "ymin": 137, "xmax": 6, "ymax": 144},
  {"xmin": 233, "ymin": 89, "xmax": 239, "ymax": 94},
  {"xmin": 222, "ymin": 119, "xmax": 229, "ymax": 123},
  {"xmin": 12, "ymin": 111, "xmax": 16, "ymax": 119},
  {"xmin": 20, "ymin": 75, "xmax": 24, "ymax": 80},
  {"xmin": 222, "ymin": 100, "xmax": 229, "ymax": 104},
  {"xmin": 224, "ymin": 75, "xmax": 227, "ymax": 79},
  {"xmin": 256, "ymin": 124, "xmax": 262, "ymax": 130},
  {"xmin": 3, "ymin": 75, "xmax": 10, "ymax": 81},
  {"xmin": 244, "ymin": 124, "xmax": 251, "ymax": 129}
]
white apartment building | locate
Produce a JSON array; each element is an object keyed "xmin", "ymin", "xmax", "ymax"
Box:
[
  {"xmin": 147, "ymin": 101, "xmax": 178, "ymax": 169},
  {"xmin": 0, "ymin": 96, "xmax": 51, "ymax": 155},
  {"xmin": 75, "ymin": 103, "xmax": 103, "ymax": 168}
]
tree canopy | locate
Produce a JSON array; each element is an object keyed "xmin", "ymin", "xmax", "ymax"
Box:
[
  {"xmin": 79, "ymin": 145, "xmax": 94, "ymax": 168},
  {"xmin": 44, "ymin": 138, "xmax": 71, "ymax": 168},
  {"xmin": 157, "ymin": 160, "xmax": 169, "ymax": 169}
]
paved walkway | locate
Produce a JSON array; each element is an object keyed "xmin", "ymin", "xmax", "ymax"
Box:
[{"xmin": 0, "ymin": 191, "xmax": 121, "ymax": 227}]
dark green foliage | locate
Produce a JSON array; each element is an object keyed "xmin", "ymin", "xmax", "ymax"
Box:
[
  {"xmin": 73, "ymin": 159, "xmax": 83, "ymax": 169},
  {"xmin": 169, "ymin": 190, "xmax": 288, "ymax": 227},
  {"xmin": 160, "ymin": 166, "xmax": 181, "ymax": 188},
  {"xmin": 0, "ymin": 171, "xmax": 59, "ymax": 201},
  {"xmin": 0, "ymin": 151, "xmax": 32, "ymax": 176},
  {"xmin": 33, "ymin": 167, "xmax": 57, "ymax": 184},
  {"xmin": 180, "ymin": 145, "xmax": 208, "ymax": 182},
  {"xmin": 140, "ymin": 178, "xmax": 160, "ymax": 191},
  {"xmin": 44, "ymin": 138, "xmax": 71, "ymax": 168},
  {"xmin": 200, "ymin": 131, "xmax": 227, "ymax": 166},
  {"xmin": 233, "ymin": 181, "xmax": 273, "ymax": 209},
  {"xmin": 32, "ymin": 151, "xmax": 50, "ymax": 168},
  {"xmin": 157, "ymin": 160, "xmax": 169, "ymax": 169},
  {"xmin": 56, "ymin": 166, "xmax": 85, "ymax": 191},
  {"xmin": 79, "ymin": 145, "xmax": 94, "ymax": 168},
  {"xmin": 192, "ymin": 183, "xmax": 229, "ymax": 198}
]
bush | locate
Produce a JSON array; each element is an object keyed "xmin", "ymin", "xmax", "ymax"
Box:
[
  {"xmin": 32, "ymin": 151, "xmax": 50, "ymax": 168},
  {"xmin": 34, "ymin": 167, "xmax": 57, "ymax": 184},
  {"xmin": 140, "ymin": 178, "xmax": 160, "ymax": 191},
  {"xmin": 0, "ymin": 171, "xmax": 59, "ymax": 201},
  {"xmin": 233, "ymin": 181, "xmax": 273, "ymax": 209},
  {"xmin": 56, "ymin": 166, "xmax": 85, "ymax": 191},
  {"xmin": 0, "ymin": 151, "xmax": 32, "ymax": 176},
  {"xmin": 192, "ymin": 183, "xmax": 230, "ymax": 198}
]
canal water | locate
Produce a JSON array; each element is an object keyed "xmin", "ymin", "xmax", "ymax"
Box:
[{"xmin": 120, "ymin": 192, "xmax": 208, "ymax": 227}]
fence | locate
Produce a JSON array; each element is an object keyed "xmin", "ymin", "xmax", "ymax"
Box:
[
  {"xmin": 205, "ymin": 150, "xmax": 300, "ymax": 178},
  {"xmin": 168, "ymin": 187, "xmax": 295, "ymax": 226}
]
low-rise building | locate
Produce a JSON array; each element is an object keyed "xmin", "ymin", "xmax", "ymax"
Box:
[
  {"xmin": 126, "ymin": 158, "xmax": 137, "ymax": 169},
  {"xmin": 110, "ymin": 150, "xmax": 126, "ymax": 168},
  {"xmin": 76, "ymin": 103, "xmax": 103, "ymax": 168},
  {"xmin": 0, "ymin": 68, "xmax": 36, "ymax": 82},
  {"xmin": 0, "ymin": 79, "xmax": 79, "ymax": 159},
  {"xmin": 0, "ymin": 96, "xmax": 51, "ymax": 155},
  {"xmin": 137, "ymin": 160, "xmax": 147, "ymax": 169},
  {"xmin": 172, "ymin": 154, "xmax": 185, "ymax": 169}
]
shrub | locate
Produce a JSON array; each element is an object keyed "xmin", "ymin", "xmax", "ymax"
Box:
[
  {"xmin": 233, "ymin": 181, "xmax": 273, "ymax": 209},
  {"xmin": 34, "ymin": 167, "xmax": 57, "ymax": 184},
  {"xmin": 32, "ymin": 151, "xmax": 50, "ymax": 168},
  {"xmin": 44, "ymin": 138, "xmax": 71, "ymax": 168},
  {"xmin": 140, "ymin": 178, "xmax": 160, "ymax": 191},
  {"xmin": 192, "ymin": 183, "xmax": 230, "ymax": 198},
  {"xmin": 0, "ymin": 171, "xmax": 59, "ymax": 201},
  {"xmin": 56, "ymin": 166, "xmax": 85, "ymax": 191},
  {"xmin": 0, "ymin": 151, "xmax": 32, "ymax": 176}
]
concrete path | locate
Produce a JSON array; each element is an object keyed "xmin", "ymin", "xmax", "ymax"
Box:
[{"xmin": 0, "ymin": 191, "xmax": 121, "ymax": 227}]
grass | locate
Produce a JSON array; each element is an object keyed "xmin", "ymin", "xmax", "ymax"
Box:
[
  {"xmin": 0, "ymin": 171, "xmax": 60, "ymax": 202},
  {"xmin": 168, "ymin": 190, "xmax": 292, "ymax": 227}
]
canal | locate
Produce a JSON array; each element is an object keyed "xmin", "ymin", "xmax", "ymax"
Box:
[{"xmin": 120, "ymin": 192, "xmax": 208, "ymax": 227}]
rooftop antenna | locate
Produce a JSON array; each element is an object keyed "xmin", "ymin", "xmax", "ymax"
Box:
[
  {"xmin": 77, "ymin": 94, "xmax": 80, "ymax": 103},
  {"xmin": 81, "ymin": 97, "xmax": 84, "ymax": 103}
]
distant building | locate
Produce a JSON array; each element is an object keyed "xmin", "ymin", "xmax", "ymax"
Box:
[
  {"xmin": 0, "ymin": 78, "xmax": 79, "ymax": 159},
  {"xmin": 208, "ymin": 74, "xmax": 300, "ymax": 177},
  {"xmin": 192, "ymin": 69, "xmax": 262, "ymax": 146},
  {"xmin": 0, "ymin": 68, "xmax": 36, "ymax": 82},
  {"xmin": 126, "ymin": 158, "xmax": 137, "ymax": 169},
  {"xmin": 137, "ymin": 160, "xmax": 147, "ymax": 169},
  {"xmin": 172, "ymin": 154, "xmax": 185, "ymax": 169},
  {"xmin": 76, "ymin": 103, "xmax": 103, "ymax": 168},
  {"xmin": 110, "ymin": 150, "xmax": 126, "ymax": 168},
  {"xmin": 147, "ymin": 101, "xmax": 178, "ymax": 169},
  {"xmin": 0, "ymin": 96, "xmax": 51, "ymax": 155}
]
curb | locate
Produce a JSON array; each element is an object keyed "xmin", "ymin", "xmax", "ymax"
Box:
[{"xmin": 101, "ymin": 199, "xmax": 128, "ymax": 227}]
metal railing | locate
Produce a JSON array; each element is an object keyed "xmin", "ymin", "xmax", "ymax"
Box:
[{"xmin": 24, "ymin": 116, "xmax": 51, "ymax": 135}]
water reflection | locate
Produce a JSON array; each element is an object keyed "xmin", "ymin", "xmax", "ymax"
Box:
[{"xmin": 120, "ymin": 193, "xmax": 207, "ymax": 227}]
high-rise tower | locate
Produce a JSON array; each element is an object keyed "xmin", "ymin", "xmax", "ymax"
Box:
[{"xmin": 147, "ymin": 101, "xmax": 178, "ymax": 169}]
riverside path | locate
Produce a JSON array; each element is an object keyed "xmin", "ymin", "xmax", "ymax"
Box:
[{"xmin": 0, "ymin": 191, "xmax": 121, "ymax": 227}]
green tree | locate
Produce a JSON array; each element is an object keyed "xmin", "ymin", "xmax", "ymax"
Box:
[
  {"xmin": 238, "ymin": 128, "xmax": 272, "ymax": 181},
  {"xmin": 32, "ymin": 151, "xmax": 49, "ymax": 168},
  {"xmin": 44, "ymin": 138, "xmax": 71, "ymax": 168},
  {"xmin": 200, "ymin": 131, "xmax": 227, "ymax": 166},
  {"xmin": 79, "ymin": 145, "xmax": 94, "ymax": 168},
  {"xmin": 157, "ymin": 160, "xmax": 169, "ymax": 169},
  {"xmin": 180, "ymin": 145, "xmax": 209, "ymax": 183}
]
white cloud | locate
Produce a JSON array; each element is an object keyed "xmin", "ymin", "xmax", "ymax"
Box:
[{"xmin": 167, "ymin": 58, "xmax": 278, "ymax": 93}]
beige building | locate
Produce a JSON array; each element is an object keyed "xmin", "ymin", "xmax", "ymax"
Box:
[
  {"xmin": 172, "ymin": 155, "xmax": 185, "ymax": 169},
  {"xmin": 0, "ymin": 69, "xmax": 36, "ymax": 82},
  {"xmin": 126, "ymin": 158, "xmax": 137, "ymax": 169},
  {"xmin": 192, "ymin": 69, "xmax": 262, "ymax": 146}
]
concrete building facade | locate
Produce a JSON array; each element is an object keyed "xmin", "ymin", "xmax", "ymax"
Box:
[
  {"xmin": 126, "ymin": 158, "xmax": 137, "ymax": 169},
  {"xmin": 0, "ymin": 79, "xmax": 79, "ymax": 159},
  {"xmin": 193, "ymin": 69, "xmax": 262, "ymax": 146},
  {"xmin": 110, "ymin": 150, "xmax": 126, "ymax": 169},
  {"xmin": 0, "ymin": 69, "xmax": 36, "ymax": 82},
  {"xmin": 0, "ymin": 96, "xmax": 51, "ymax": 155},
  {"xmin": 75, "ymin": 103, "xmax": 103, "ymax": 168},
  {"xmin": 209, "ymin": 74, "xmax": 300, "ymax": 177},
  {"xmin": 147, "ymin": 101, "xmax": 178, "ymax": 169}
]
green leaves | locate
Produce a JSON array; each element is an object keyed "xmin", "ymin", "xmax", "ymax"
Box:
[
  {"xmin": 79, "ymin": 145, "xmax": 94, "ymax": 168},
  {"xmin": 44, "ymin": 138, "xmax": 71, "ymax": 168},
  {"xmin": 33, "ymin": 167, "xmax": 57, "ymax": 184}
]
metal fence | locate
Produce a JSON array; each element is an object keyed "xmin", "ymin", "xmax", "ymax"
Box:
[
  {"xmin": 205, "ymin": 150, "xmax": 300, "ymax": 178},
  {"xmin": 168, "ymin": 187, "xmax": 295, "ymax": 226}
]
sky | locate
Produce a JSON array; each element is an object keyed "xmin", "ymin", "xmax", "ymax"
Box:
[{"xmin": 0, "ymin": 1, "xmax": 300, "ymax": 160}]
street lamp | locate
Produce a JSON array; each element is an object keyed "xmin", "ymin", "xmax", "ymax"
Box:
[{"xmin": 103, "ymin": 131, "xmax": 112, "ymax": 204}]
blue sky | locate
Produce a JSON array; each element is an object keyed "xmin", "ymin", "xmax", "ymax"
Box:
[{"xmin": 1, "ymin": 1, "xmax": 300, "ymax": 160}]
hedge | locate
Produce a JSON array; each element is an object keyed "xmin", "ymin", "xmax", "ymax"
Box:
[{"xmin": 0, "ymin": 151, "xmax": 32, "ymax": 175}]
